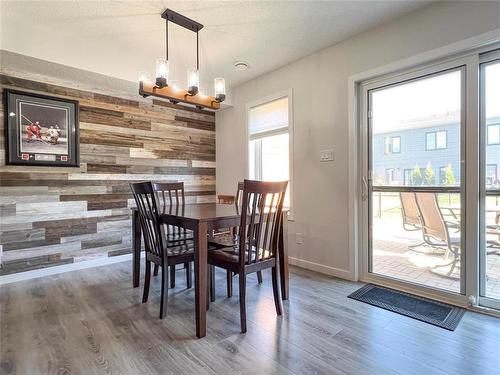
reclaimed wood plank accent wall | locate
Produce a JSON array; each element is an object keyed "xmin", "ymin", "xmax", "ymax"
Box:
[{"xmin": 0, "ymin": 74, "xmax": 216, "ymax": 275}]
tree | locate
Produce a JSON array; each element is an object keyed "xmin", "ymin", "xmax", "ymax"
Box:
[
  {"xmin": 411, "ymin": 164, "xmax": 422, "ymax": 185},
  {"xmin": 424, "ymin": 162, "xmax": 435, "ymax": 185},
  {"xmin": 442, "ymin": 164, "xmax": 456, "ymax": 185}
]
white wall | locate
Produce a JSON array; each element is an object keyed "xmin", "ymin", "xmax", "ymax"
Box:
[{"xmin": 216, "ymin": 1, "xmax": 500, "ymax": 280}]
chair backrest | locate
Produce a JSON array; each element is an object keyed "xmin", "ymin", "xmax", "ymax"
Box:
[
  {"xmin": 152, "ymin": 182, "xmax": 185, "ymax": 209},
  {"xmin": 399, "ymin": 192, "xmax": 420, "ymax": 228},
  {"xmin": 152, "ymin": 181, "xmax": 186, "ymax": 239},
  {"xmin": 130, "ymin": 181, "xmax": 164, "ymax": 261},
  {"xmin": 238, "ymin": 179, "xmax": 288, "ymax": 266},
  {"xmin": 235, "ymin": 181, "xmax": 244, "ymax": 207},
  {"xmin": 415, "ymin": 192, "xmax": 448, "ymax": 243}
]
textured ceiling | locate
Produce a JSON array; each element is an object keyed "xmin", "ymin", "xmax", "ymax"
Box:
[{"xmin": 1, "ymin": 1, "xmax": 432, "ymax": 93}]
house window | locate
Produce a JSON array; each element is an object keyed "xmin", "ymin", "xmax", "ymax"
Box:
[
  {"xmin": 426, "ymin": 130, "xmax": 447, "ymax": 150},
  {"xmin": 385, "ymin": 168, "xmax": 395, "ymax": 184},
  {"xmin": 487, "ymin": 124, "xmax": 500, "ymax": 145},
  {"xmin": 439, "ymin": 166, "xmax": 447, "ymax": 184},
  {"xmin": 403, "ymin": 169, "xmax": 412, "ymax": 185},
  {"xmin": 248, "ymin": 95, "xmax": 291, "ymax": 209},
  {"xmin": 384, "ymin": 136, "xmax": 401, "ymax": 154},
  {"xmin": 486, "ymin": 164, "xmax": 497, "ymax": 186}
]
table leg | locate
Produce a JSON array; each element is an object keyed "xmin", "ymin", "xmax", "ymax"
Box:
[
  {"xmin": 132, "ymin": 209, "xmax": 141, "ymax": 288},
  {"xmin": 194, "ymin": 221, "xmax": 208, "ymax": 338},
  {"xmin": 279, "ymin": 215, "xmax": 289, "ymax": 300}
]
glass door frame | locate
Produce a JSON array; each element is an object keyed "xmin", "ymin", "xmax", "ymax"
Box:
[
  {"xmin": 360, "ymin": 55, "xmax": 480, "ymax": 307},
  {"xmin": 479, "ymin": 49, "xmax": 500, "ymax": 310}
]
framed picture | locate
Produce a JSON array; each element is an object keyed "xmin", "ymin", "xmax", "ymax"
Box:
[{"xmin": 4, "ymin": 89, "xmax": 79, "ymax": 167}]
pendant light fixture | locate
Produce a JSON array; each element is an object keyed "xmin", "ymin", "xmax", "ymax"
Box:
[{"xmin": 139, "ymin": 9, "xmax": 226, "ymax": 110}]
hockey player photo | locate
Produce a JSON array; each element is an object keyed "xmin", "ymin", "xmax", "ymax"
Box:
[
  {"xmin": 5, "ymin": 89, "xmax": 79, "ymax": 167},
  {"xmin": 19, "ymin": 102, "xmax": 69, "ymax": 155}
]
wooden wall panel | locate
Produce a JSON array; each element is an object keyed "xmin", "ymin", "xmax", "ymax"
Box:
[{"xmin": 0, "ymin": 74, "xmax": 216, "ymax": 275}]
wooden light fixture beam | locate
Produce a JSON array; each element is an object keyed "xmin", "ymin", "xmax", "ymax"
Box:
[{"xmin": 139, "ymin": 81, "xmax": 220, "ymax": 110}]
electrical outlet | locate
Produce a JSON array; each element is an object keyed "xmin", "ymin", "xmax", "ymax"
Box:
[
  {"xmin": 295, "ymin": 233, "xmax": 303, "ymax": 244},
  {"xmin": 320, "ymin": 149, "xmax": 335, "ymax": 162}
]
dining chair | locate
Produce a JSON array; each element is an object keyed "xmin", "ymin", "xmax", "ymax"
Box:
[
  {"xmin": 152, "ymin": 181, "xmax": 193, "ymax": 288},
  {"xmin": 414, "ymin": 192, "xmax": 460, "ymax": 276},
  {"xmin": 210, "ymin": 181, "xmax": 263, "ymax": 299},
  {"xmin": 208, "ymin": 179, "xmax": 288, "ymax": 333},
  {"xmin": 130, "ymin": 181, "xmax": 195, "ymax": 319}
]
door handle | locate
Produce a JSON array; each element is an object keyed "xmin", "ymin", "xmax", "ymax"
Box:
[{"xmin": 362, "ymin": 176, "xmax": 369, "ymax": 201}]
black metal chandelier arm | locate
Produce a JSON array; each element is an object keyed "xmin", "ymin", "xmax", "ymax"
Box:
[
  {"xmin": 166, "ymin": 17, "xmax": 169, "ymax": 61},
  {"xmin": 196, "ymin": 31, "xmax": 199, "ymax": 71}
]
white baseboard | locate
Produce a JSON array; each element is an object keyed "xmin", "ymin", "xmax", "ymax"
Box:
[
  {"xmin": 288, "ymin": 256, "xmax": 355, "ymax": 281},
  {"xmin": 0, "ymin": 253, "xmax": 138, "ymax": 286}
]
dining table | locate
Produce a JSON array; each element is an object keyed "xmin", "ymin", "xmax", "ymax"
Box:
[{"xmin": 131, "ymin": 203, "xmax": 289, "ymax": 338}]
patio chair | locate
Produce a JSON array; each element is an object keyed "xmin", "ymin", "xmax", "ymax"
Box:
[
  {"xmin": 414, "ymin": 192, "xmax": 461, "ymax": 276},
  {"xmin": 399, "ymin": 192, "xmax": 421, "ymax": 231}
]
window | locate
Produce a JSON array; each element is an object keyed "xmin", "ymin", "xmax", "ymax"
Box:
[
  {"xmin": 248, "ymin": 95, "xmax": 291, "ymax": 209},
  {"xmin": 439, "ymin": 166, "xmax": 447, "ymax": 184},
  {"xmin": 403, "ymin": 169, "xmax": 412, "ymax": 185},
  {"xmin": 487, "ymin": 124, "xmax": 500, "ymax": 145},
  {"xmin": 426, "ymin": 130, "xmax": 447, "ymax": 150},
  {"xmin": 486, "ymin": 164, "xmax": 497, "ymax": 186},
  {"xmin": 384, "ymin": 136, "xmax": 401, "ymax": 154},
  {"xmin": 385, "ymin": 168, "xmax": 395, "ymax": 184}
]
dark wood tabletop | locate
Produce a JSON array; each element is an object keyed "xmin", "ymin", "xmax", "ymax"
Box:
[{"xmin": 131, "ymin": 203, "xmax": 289, "ymax": 338}]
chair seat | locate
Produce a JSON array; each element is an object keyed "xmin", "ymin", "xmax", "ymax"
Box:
[
  {"xmin": 208, "ymin": 244, "xmax": 271, "ymax": 264},
  {"xmin": 208, "ymin": 233, "xmax": 235, "ymax": 248},
  {"xmin": 166, "ymin": 243, "xmax": 195, "ymax": 256},
  {"xmin": 166, "ymin": 232, "xmax": 193, "ymax": 242}
]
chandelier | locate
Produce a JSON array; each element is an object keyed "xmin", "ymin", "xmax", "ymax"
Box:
[{"xmin": 139, "ymin": 9, "xmax": 226, "ymax": 110}]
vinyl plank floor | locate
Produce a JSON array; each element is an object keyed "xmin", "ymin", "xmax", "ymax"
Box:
[{"xmin": 1, "ymin": 262, "xmax": 499, "ymax": 375}]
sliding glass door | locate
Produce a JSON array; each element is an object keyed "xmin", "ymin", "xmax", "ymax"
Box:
[
  {"xmin": 361, "ymin": 47, "xmax": 500, "ymax": 309},
  {"xmin": 480, "ymin": 52, "xmax": 500, "ymax": 309},
  {"xmin": 366, "ymin": 66, "xmax": 465, "ymax": 294}
]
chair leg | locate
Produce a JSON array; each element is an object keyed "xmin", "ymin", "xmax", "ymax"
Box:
[
  {"xmin": 257, "ymin": 271, "xmax": 263, "ymax": 284},
  {"xmin": 210, "ymin": 265, "xmax": 216, "ymax": 302},
  {"xmin": 186, "ymin": 261, "xmax": 192, "ymax": 289},
  {"xmin": 160, "ymin": 265, "xmax": 169, "ymax": 319},
  {"xmin": 170, "ymin": 265, "xmax": 176, "ymax": 288},
  {"xmin": 226, "ymin": 271, "xmax": 233, "ymax": 298},
  {"xmin": 153, "ymin": 264, "xmax": 159, "ymax": 276},
  {"xmin": 239, "ymin": 272, "xmax": 247, "ymax": 333},
  {"xmin": 143, "ymin": 260, "xmax": 151, "ymax": 303},
  {"xmin": 271, "ymin": 266, "xmax": 283, "ymax": 316}
]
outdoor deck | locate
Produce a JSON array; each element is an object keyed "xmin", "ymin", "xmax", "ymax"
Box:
[{"xmin": 371, "ymin": 194, "xmax": 500, "ymax": 300}]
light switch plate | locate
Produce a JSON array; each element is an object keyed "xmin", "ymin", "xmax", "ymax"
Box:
[
  {"xmin": 295, "ymin": 233, "xmax": 303, "ymax": 244},
  {"xmin": 320, "ymin": 149, "xmax": 335, "ymax": 162}
]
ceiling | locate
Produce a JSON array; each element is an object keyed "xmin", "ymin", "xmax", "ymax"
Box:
[{"xmin": 1, "ymin": 1, "xmax": 432, "ymax": 94}]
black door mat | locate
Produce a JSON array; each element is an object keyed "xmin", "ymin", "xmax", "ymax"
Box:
[{"xmin": 348, "ymin": 284, "xmax": 465, "ymax": 331}]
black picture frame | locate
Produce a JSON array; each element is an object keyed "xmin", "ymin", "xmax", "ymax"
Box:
[{"xmin": 4, "ymin": 89, "xmax": 79, "ymax": 167}]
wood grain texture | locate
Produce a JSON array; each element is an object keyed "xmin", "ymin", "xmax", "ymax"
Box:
[
  {"xmin": 1, "ymin": 263, "xmax": 499, "ymax": 374},
  {"xmin": 0, "ymin": 73, "xmax": 216, "ymax": 275}
]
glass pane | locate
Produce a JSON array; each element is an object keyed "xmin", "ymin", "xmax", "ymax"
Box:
[
  {"xmin": 261, "ymin": 133, "xmax": 290, "ymax": 208},
  {"xmin": 482, "ymin": 60, "xmax": 500, "ymax": 301},
  {"xmin": 372, "ymin": 70, "xmax": 461, "ymax": 187},
  {"xmin": 370, "ymin": 69, "xmax": 462, "ymax": 293}
]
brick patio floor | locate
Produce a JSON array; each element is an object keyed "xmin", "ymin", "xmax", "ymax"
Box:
[{"xmin": 372, "ymin": 217, "xmax": 500, "ymax": 299}]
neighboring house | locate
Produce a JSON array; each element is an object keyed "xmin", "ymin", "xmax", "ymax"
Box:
[{"xmin": 372, "ymin": 116, "xmax": 500, "ymax": 188}]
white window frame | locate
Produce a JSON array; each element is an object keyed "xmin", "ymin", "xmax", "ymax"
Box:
[{"xmin": 246, "ymin": 89, "xmax": 294, "ymax": 220}]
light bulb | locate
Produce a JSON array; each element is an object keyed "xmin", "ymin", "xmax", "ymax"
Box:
[
  {"xmin": 187, "ymin": 68, "xmax": 199, "ymax": 95},
  {"xmin": 214, "ymin": 77, "xmax": 226, "ymax": 102},
  {"xmin": 155, "ymin": 58, "xmax": 169, "ymax": 88}
]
